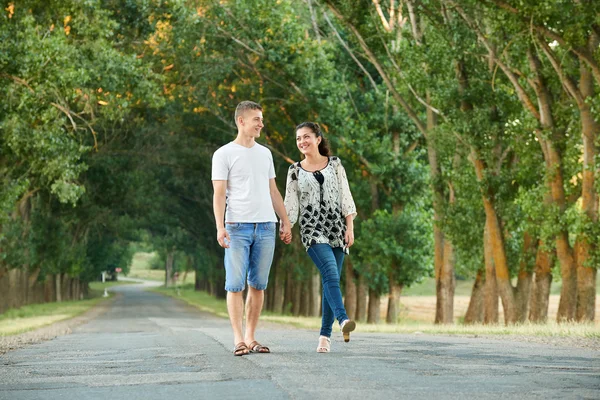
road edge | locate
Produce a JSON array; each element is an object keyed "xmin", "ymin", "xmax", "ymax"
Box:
[{"xmin": 0, "ymin": 294, "xmax": 118, "ymax": 355}]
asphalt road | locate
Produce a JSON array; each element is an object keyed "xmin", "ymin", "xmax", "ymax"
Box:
[{"xmin": 1, "ymin": 281, "xmax": 599, "ymax": 400}]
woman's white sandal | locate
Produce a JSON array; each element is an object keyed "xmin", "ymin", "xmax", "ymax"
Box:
[
  {"xmin": 340, "ymin": 319, "xmax": 356, "ymax": 343},
  {"xmin": 316, "ymin": 336, "xmax": 331, "ymax": 353}
]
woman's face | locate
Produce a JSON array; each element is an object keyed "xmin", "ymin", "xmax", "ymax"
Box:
[{"xmin": 296, "ymin": 127, "xmax": 321, "ymax": 156}]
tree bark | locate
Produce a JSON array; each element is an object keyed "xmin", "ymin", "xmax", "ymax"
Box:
[
  {"xmin": 356, "ymin": 273, "xmax": 368, "ymax": 322},
  {"xmin": 272, "ymin": 264, "xmax": 285, "ymax": 314},
  {"xmin": 575, "ymin": 57, "xmax": 598, "ymax": 322},
  {"xmin": 426, "ymin": 89, "xmax": 454, "ymax": 325},
  {"xmin": 483, "ymin": 222, "xmax": 499, "ymax": 324},
  {"xmin": 436, "ymin": 230, "xmax": 455, "ymax": 324},
  {"xmin": 292, "ymin": 279, "xmax": 301, "ymax": 316},
  {"xmin": 386, "ymin": 282, "xmax": 403, "ymax": 323},
  {"xmin": 299, "ymin": 280, "xmax": 309, "ymax": 317},
  {"xmin": 529, "ymin": 242, "xmax": 553, "ymax": 323},
  {"xmin": 309, "ymin": 272, "xmax": 320, "ymax": 317},
  {"xmin": 514, "ymin": 232, "xmax": 534, "ymax": 323},
  {"xmin": 464, "ymin": 269, "xmax": 485, "ymax": 324},
  {"xmin": 165, "ymin": 250, "xmax": 175, "ymax": 288},
  {"xmin": 55, "ymin": 274, "xmax": 62, "ymax": 302},
  {"xmin": 526, "ymin": 44, "xmax": 578, "ymax": 322},
  {"xmin": 367, "ymin": 288, "xmax": 381, "ymax": 324},
  {"xmin": 284, "ymin": 268, "xmax": 293, "ymax": 314},
  {"xmin": 344, "ymin": 260, "xmax": 357, "ymax": 320},
  {"xmin": 471, "ymin": 151, "xmax": 517, "ymax": 324}
]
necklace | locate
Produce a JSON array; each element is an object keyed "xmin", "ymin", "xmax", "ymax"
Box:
[{"xmin": 302, "ymin": 157, "xmax": 328, "ymax": 172}]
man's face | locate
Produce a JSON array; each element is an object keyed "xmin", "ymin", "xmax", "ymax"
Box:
[{"xmin": 238, "ymin": 109, "xmax": 264, "ymax": 138}]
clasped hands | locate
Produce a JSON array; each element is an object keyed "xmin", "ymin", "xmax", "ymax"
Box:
[{"xmin": 279, "ymin": 222, "xmax": 292, "ymax": 244}]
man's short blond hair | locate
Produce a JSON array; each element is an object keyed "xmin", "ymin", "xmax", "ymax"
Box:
[{"xmin": 234, "ymin": 101, "xmax": 262, "ymax": 123}]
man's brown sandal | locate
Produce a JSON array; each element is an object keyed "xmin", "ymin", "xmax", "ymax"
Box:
[
  {"xmin": 248, "ymin": 341, "xmax": 271, "ymax": 353},
  {"xmin": 233, "ymin": 342, "xmax": 249, "ymax": 356}
]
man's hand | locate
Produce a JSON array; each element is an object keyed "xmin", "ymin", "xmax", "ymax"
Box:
[
  {"xmin": 217, "ymin": 227, "xmax": 230, "ymax": 248},
  {"xmin": 279, "ymin": 223, "xmax": 292, "ymax": 244}
]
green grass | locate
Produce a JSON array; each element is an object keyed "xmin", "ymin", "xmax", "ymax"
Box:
[
  {"xmin": 403, "ymin": 275, "xmax": 600, "ymax": 297},
  {"xmin": 403, "ymin": 278, "xmax": 474, "ymax": 296},
  {"xmin": 0, "ymin": 297, "xmax": 106, "ymax": 336},
  {"xmin": 0, "ymin": 280, "xmax": 132, "ymax": 336},
  {"xmin": 126, "ymin": 252, "xmax": 196, "ymax": 283},
  {"xmin": 89, "ymin": 280, "xmax": 136, "ymax": 291},
  {"xmin": 154, "ymin": 284, "xmax": 600, "ymax": 339}
]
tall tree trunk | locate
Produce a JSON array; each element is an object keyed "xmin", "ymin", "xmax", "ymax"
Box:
[
  {"xmin": 426, "ymin": 90, "xmax": 453, "ymax": 325},
  {"xmin": 356, "ymin": 273, "xmax": 368, "ymax": 322},
  {"xmin": 215, "ymin": 260, "xmax": 226, "ymax": 299},
  {"xmin": 386, "ymin": 281, "xmax": 403, "ymax": 323},
  {"xmin": 527, "ymin": 45, "xmax": 577, "ymax": 322},
  {"xmin": 549, "ymin": 143, "xmax": 577, "ymax": 322},
  {"xmin": 194, "ymin": 258, "xmax": 202, "ymax": 291},
  {"xmin": 514, "ymin": 232, "xmax": 534, "ymax": 323},
  {"xmin": 272, "ymin": 264, "xmax": 285, "ymax": 314},
  {"xmin": 436, "ymin": 231, "xmax": 455, "ymax": 324},
  {"xmin": 300, "ymin": 280, "xmax": 309, "ymax": 317},
  {"xmin": 283, "ymin": 268, "xmax": 293, "ymax": 314},
  {"xmin": 292, "ymin": 279, "xmax": 301, "ymax": 316},
  {"xmin": 471, "ymin": 151, "xmax": 517, "ymax": 324},
  {"xmin": 367, "ymin": 288, "xmax": 381, "ymax": 324},
  {"xmin": 55, "ymin": 274, "xmax": 62, "ymax": 302},
  {"xmin": 529, "ymin": 242, "xmax": 553, "ymax": 323},
  {"xmin": 344, "ymin": 260, "xmax": 357, "ymax": 320},
  {"xmin": 165, "ymin": 250, "xmax": 175, "ymax": 288},
  {"xmin": 464, "ymin": 269, "xmax": 485, "ymax": 324},
  {"xmin": 575, "ymin": 59, "xmax": 598, "ymax": 322},
  {"xmin": 309, "ymin": 272, "xmax": 320, "ymax": 317},
  {"xmin": 483, "ymin": 222, "xmax": 499, "ymax": 324}
]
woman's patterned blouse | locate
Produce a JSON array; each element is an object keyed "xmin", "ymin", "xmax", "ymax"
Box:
[{"xmin": 284, "ymin": 156, "xmax": 357, "ymax": 253}]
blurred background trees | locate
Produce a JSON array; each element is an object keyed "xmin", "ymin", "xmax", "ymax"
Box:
[{"xmin": 1, "ymin": 0, "xmax": 597, "ymax": 324}]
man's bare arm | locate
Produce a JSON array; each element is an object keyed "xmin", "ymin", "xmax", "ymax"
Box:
[
  {"xmin": 269, "ymin": 178, "xmax": 292, "ymax": 243},
  {"xmin": 213, "ymin": 180, "xmax": 230, "ymax": 248}
]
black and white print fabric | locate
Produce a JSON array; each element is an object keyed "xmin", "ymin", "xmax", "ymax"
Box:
[{"xmin": 284, "ymin": 156, "xmax": 357, "ymax": 254}]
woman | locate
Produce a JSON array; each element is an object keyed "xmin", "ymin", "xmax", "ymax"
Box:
[{"xmin": 283, "ymin": 122, "xmax": 357, "ymax": 353}]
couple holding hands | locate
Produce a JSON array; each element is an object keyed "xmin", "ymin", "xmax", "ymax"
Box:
[{"xmin": 212, "ymin": 101, "xmax": 357, "ymax": 356}]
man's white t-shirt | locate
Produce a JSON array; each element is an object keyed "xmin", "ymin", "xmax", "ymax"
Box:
[{"xmin": 212, "ymin": 142, "xmax": 277, "ymax": 223}]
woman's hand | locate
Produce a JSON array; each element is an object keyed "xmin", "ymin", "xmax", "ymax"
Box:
[
  {"xmin": 280, "ymin": 223, "xmax": 292, "ymax": 244},
  {"xmin": 344, "ymin": 228, "xmax": 354, "ymax": 248}
]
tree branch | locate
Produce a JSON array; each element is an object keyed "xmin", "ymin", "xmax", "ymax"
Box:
[
  {"xmin": 325, "ymin": 1, "xmax": 428, "ymax": 136},
  {"xmin": 322, "ymin": 11, "xmax": 379, "ymax": 92},
  {"xmin": 1, "ymin": 74, "xmax": 34, "ymax": 93},
  {"xmin": 536, "ymin": 35, "xmax": 584, "ymax": 107},
  {"xmin": 447, "ymin": 0, "xmax": 540, "ymax": 120},
  {"xmin": 372, "ymin": 0, "xmax": 392, "ymax": 32},
  {"xmin": 485, "ymin": 0, "xmax": 600, "ymax": 85}
]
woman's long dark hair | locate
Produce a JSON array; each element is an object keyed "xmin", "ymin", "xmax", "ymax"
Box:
[{"xmin": 295, "ymin": 121, "xmax": 331, "ymax": 157}]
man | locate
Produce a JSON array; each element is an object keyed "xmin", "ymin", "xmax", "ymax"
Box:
[{"xmin": 212, "ymin": 101, "xmax": 292, "ymax": 356}]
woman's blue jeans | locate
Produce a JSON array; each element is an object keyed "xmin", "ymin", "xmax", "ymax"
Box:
[{"xmin": 307, "ymin": 244, "xmax": 348, "ymax": 338}]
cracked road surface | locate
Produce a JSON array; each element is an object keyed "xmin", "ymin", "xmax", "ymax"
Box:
[{"xmin": 1, "ymin": 282, "xmax": 599, "ymax": 399}]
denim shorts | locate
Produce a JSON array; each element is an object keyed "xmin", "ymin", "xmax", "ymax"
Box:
[{"xmin": 224, "ymin": 222, "xmax": 276, "ymax": 292}]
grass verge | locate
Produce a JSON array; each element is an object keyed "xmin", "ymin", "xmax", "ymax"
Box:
[
  {"xmin": 126, "ymin": 252, "xmax": 196, "ymax": 283},
  {"xmin": 0, "ymin": 281, "xmax": 130, "ymax": 336},
  {"xmin": 154, "ymin": 284, "xmax": 600, "ymax": 339}
]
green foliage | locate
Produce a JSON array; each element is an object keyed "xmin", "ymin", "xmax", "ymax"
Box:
[
  {"xmin": 355, "ymin": 206, "xmax": 433, "ymax": 294},
  {"xmin": 2, "ymin": 0, "xmax": 597, "ymax": 308}
]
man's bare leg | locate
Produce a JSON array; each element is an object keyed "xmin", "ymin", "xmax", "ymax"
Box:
[
  {"xmin": 227, "ymin": 291, "xmax": 246, "ymax": 350},
  {"xmin": 244, "ymin": 286, "xmax": 264, "ymax": 346}
]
